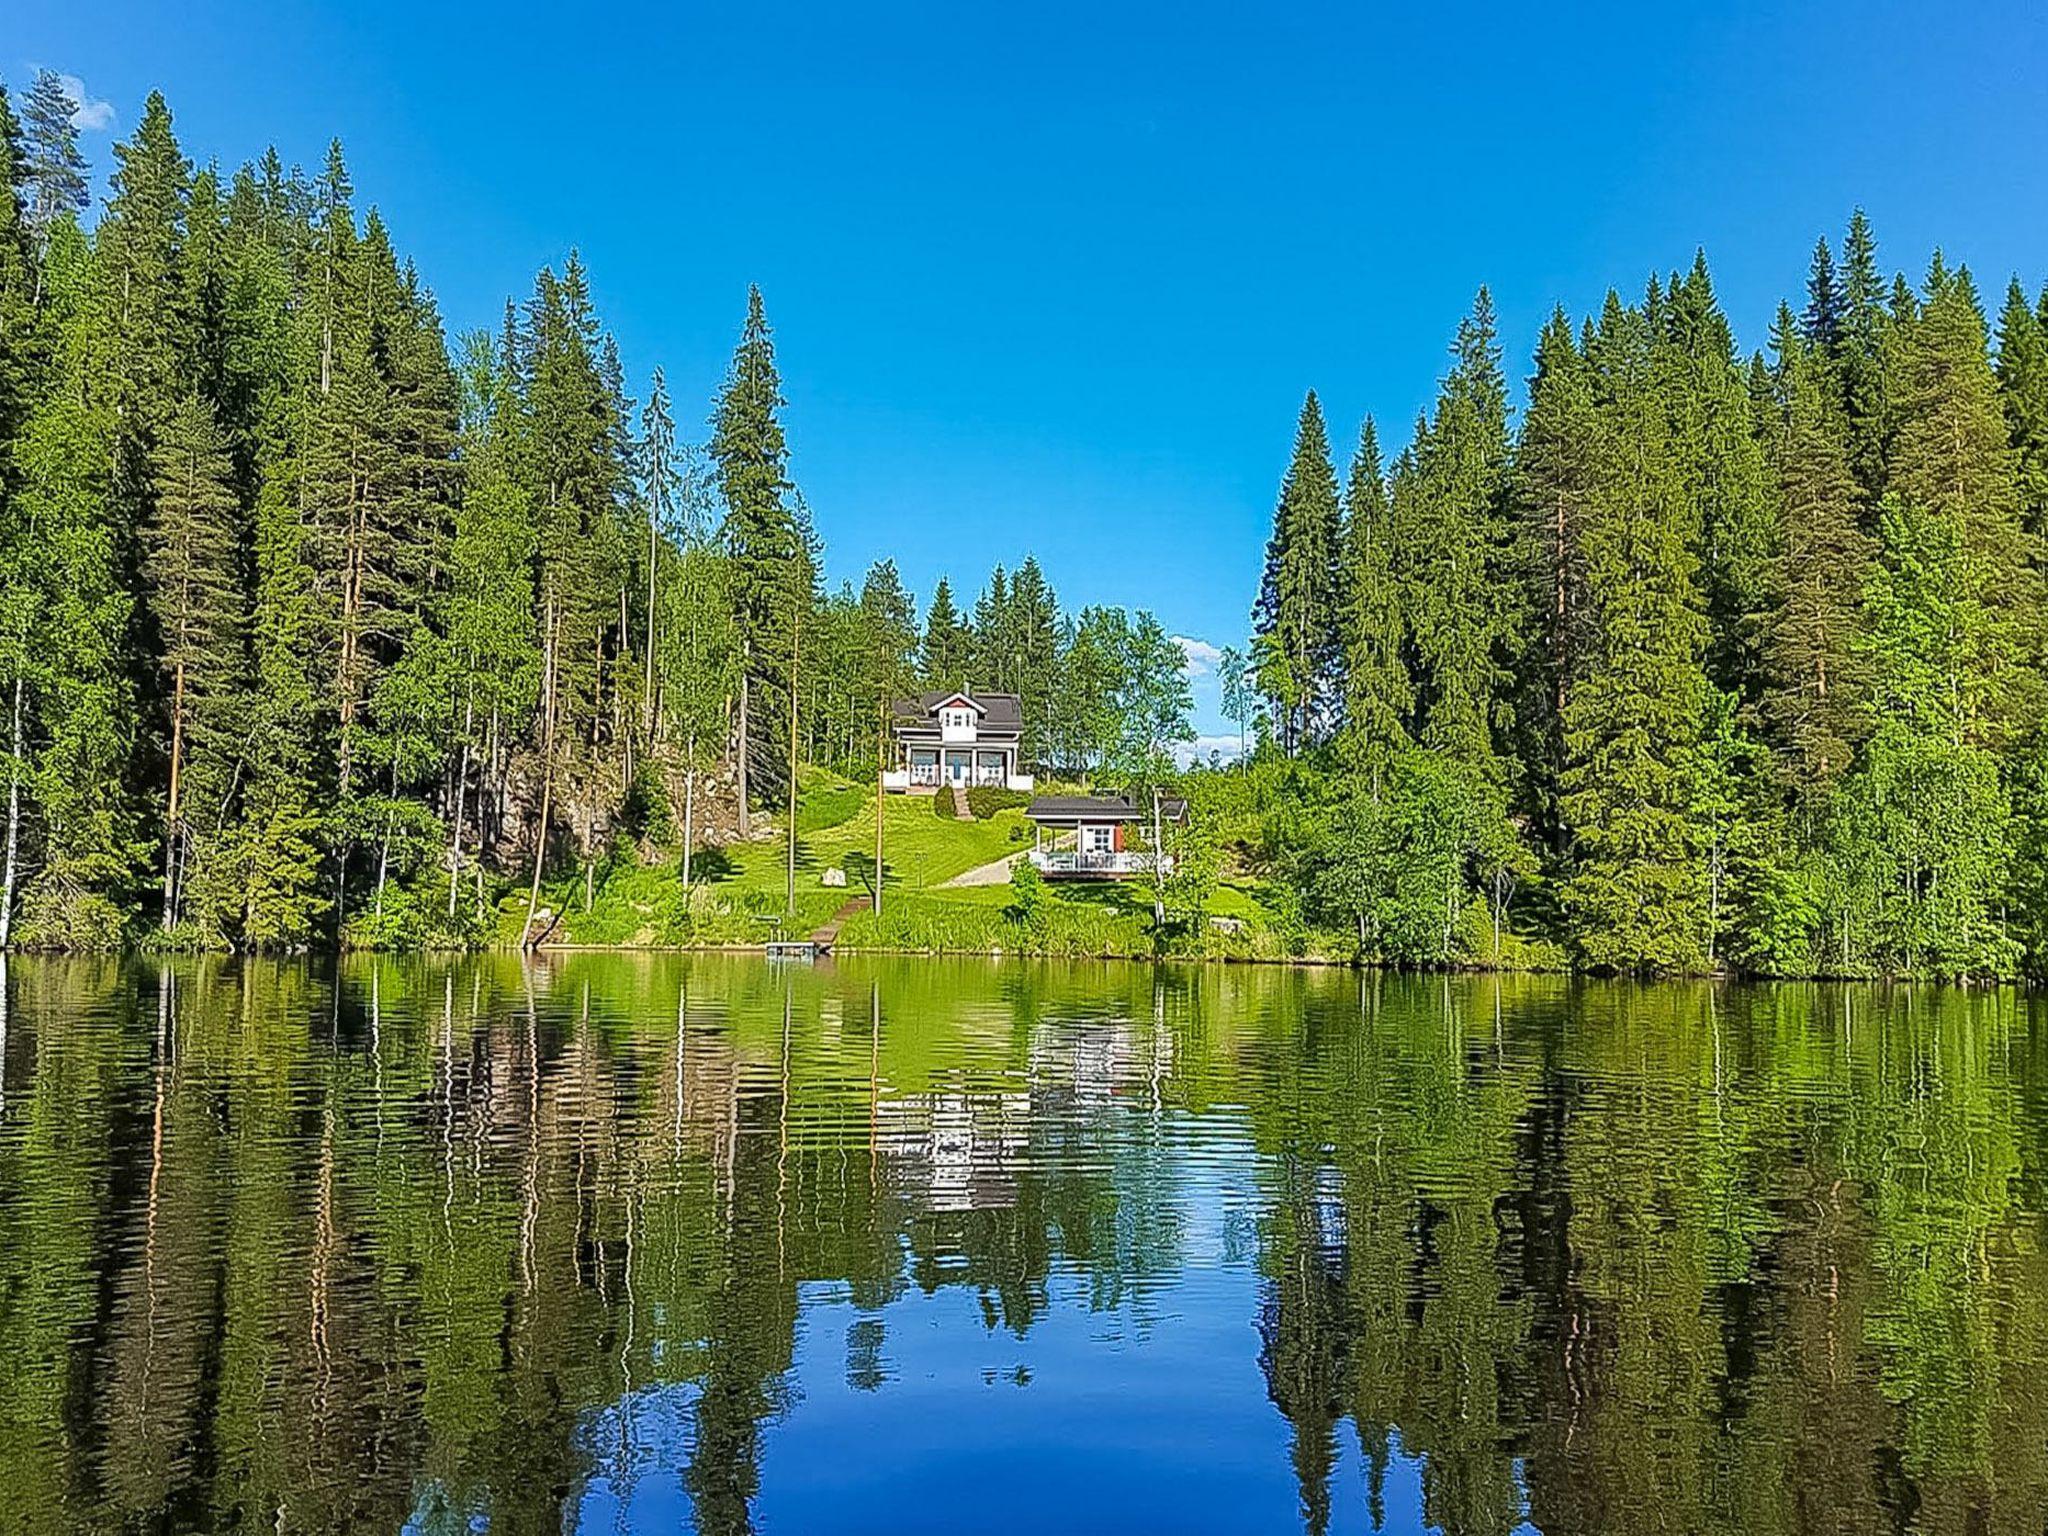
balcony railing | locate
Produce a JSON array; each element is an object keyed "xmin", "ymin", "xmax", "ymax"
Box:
[
  {"xmin": 1029, "ymin": 850, "xmax": 1171, "ymax": 876},
  {"xmin": 885, "ymin": 765, "xmax": 1035, "ymax": 790}
]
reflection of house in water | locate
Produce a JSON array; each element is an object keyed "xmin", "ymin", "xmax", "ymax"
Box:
[
  {"xmin": 1031, "ymin": 1018, "xmax": 1175, "ymax": 1105},
  {"xmin": 872, "ymin": 1092, "xmax": 1030, "ymax": 1212}
]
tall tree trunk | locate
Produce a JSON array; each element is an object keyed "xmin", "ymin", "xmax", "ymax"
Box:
[
  {"xmin": 735, "ymin": 650, "xmax": 751, "ymax": 839},
  {"xmin": 162, "ymin": 658, "xmax": 186, "ymax": 931},
  {"xmin": 644, "ymin": 518, "xmax": 658, "ymax": 743},
  {"xmin": 785, "ymin": 612, "xmax": 801, "ymax": 915},
  {"xmin": 0, "ymin": 674, "xmax": 22, "ymax": 951},
  {"xmin": 522, "ymin": 597, "xmax": 559, "ymax": 949},
  {"xmin": 681, "ymin": 739, "xmax": 696, "ymax": 889},
  {"xmin": 447, "ymin": 696, "xmax": 472, "ymax": 919}
]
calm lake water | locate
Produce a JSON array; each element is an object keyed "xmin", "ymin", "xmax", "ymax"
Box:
[{"xmin": 1, "ymin": 956, "xmax": 2045, "ymax": 1534}]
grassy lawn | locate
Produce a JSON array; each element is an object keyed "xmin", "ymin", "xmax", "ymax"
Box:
[
  {"xmin": 710, "ymin": 785, "xmax": 1032, "ymax": 899},
  {"xmin": 515, "ymin": 771, "xmax": 1309, "ymax": 957}
]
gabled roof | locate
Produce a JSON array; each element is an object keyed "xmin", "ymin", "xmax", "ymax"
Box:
[
  {"xmin": 891, "ymin": 691, "xmax": 1024, "ymax": 732},
  {"xmin": 1026, "ymin": 792, "xmax": 1191, "ymax": 825},
  {"xmin": 1027, "ymin": 794, "xmax": 1143, "ymax": 823}
]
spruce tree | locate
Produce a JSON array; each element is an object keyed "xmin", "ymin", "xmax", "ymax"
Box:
[
  {"xmin": 1831, "ymin": 259, "xmax": 2034, "ymax": 977},
  {"xmin": 1252, "ymin": 391, "xmax": 1344, "ymax": 752},
  {"xmin": 1995, "ymin": 276, "xmax": 2048, "ymax": 540},
  {"xmin": 710, "ymin": 285, "xmax": 807, "ymax": 833},
  {"xmin": 1511, "ymin": 309, "xmax": 1599, "ymax": 842},
  {"xmin": 1007, "ymin": 555, "xmax": 1061, "ymax": 764},
  {"xmin": 1881, "ymin": 258, "xmax": 2038, "ymax": 747},
  {"xmin": 970, "ymin": 564, "xmax": 1011, "ymax": 691},
  {"xmin": 10, "ymin": 223, "xmax": 140, "ymax": 946},
  {"xmin": 920, "ymin": 577, "xmax": 972, "ymax": 691},
  {"xmin": 1665, "ymin": 253, "xmax": 1775, "ymax": 699},
  {"xmin": 1800, "ymin": 236, "xmax": 1842, "ymax": 353},
  {"xmin": 1335, "ymin": 415, "xmax": 1409, "ymax": 790},
  {"xmin": 1761, "ymin": 314, "xmax": 1870, "ymax": 799},
  {"xmin": 1558, "ymin": 293, "xmax": 1711, "ymax": 971},
  {"xmin": 1837, "ymin": 210, "xmax": 1891, "ymax": 508},
  {"xmin": 1392, "ymin": 292, "xmax": 1515, "ymax": 774}
]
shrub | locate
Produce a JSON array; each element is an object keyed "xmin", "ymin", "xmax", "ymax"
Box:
[
  {"xmin": 932, "ymin": 788, "xmax": 958, "ymax": 819},
  {"xmin": 966, "ymin": 785, "xmax": 1031, "ymax": 819}
]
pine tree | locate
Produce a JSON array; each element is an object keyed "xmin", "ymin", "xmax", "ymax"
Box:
[
  {"xmin": 710, "ymin": 285, "xmax": 807, "ymax": 835},
  {"xmin": 518, "ymin": 255, "xmax": 630, "ymax": 929},
  {"xmin": 18, "ymin": 71, "xmax": 88, "ymax": 243},
  {"xmin": 0, "ymin": 84, "xmax": 38, "ymax": 945},
  {"xmin": 920, "ymin": 577, "xmax": 972, "ymax": 691},
  {"xmin": 1253, "ymin": 391, "xmax": 1344, "ymax": 752},
  {"xmin": 1335, "ymin": 415, "xmax": 1409, "ymax": 790},
  {"xmin": 638, "ymin": 365, "xmax": 680, "ymax": 739},
  {"xmin": 144, "ymin": 393, "xmax": 244, "ymax": 931}
]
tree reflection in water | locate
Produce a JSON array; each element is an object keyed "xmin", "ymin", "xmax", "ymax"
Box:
[{"xmin": 0, "ymin": 955, "xmax": 2044, "ymax": 1534}]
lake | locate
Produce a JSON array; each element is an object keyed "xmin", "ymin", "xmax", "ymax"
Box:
[{"xmin": 0, "ymin": 956, "xmax": 2044, "ymax": 1534}]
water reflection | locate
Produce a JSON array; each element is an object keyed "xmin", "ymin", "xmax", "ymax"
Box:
[{"xmin": 0, "ymin": 956, "xmax": 2045, "ymax": 1534}]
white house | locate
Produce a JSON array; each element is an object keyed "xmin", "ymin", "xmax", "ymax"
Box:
[{"xmin": 882, "ymin": 691, "xmax": 1036, "ymax": 792}]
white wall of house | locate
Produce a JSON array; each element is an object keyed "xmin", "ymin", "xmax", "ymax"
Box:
[{"xmin": 939, "ymin": 703, "xmax": 978, "ymax": 743}]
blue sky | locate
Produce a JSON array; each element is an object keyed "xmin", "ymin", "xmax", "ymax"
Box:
[{"xmin": 13, "ymin": 1, "xmax": 2048, "ymax": 747}]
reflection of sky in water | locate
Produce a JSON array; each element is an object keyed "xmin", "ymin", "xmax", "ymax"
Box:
[
  {"xmin": 565, "ymin": 1279, "xmax": 1498, "ymax": 1536},
  {"xmin": 560, "ymin": 1110, "xmax": 1522, "ymax": 1534}
]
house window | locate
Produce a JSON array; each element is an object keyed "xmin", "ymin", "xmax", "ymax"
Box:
[{"xmin": 1082, "ymin": 825, "xmax": 1114, "ymax": 856}]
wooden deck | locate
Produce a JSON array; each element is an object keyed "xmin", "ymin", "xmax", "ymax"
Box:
[{"xmin": 761, "ymin": 895, "xmax": 872, "ymax": 960}]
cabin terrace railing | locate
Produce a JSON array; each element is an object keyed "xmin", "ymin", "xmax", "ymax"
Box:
[
  {"xmin": 885, "ymin": 766, "xmax": 1036, "ymax": 791},
  {"xmin": 1028, "ymin": 850, "xmax": 1171, "ymax": 875}
]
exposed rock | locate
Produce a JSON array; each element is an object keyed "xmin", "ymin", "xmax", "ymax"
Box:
[{"xmin": 820, "ymin": 867, "xmax": 848, "ymax": 887}]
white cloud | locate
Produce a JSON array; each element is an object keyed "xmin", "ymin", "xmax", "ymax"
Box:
[
  {"xmin": 57, "ymin": 74, "xmax": 116, "ymax": 132},
  {"xmin": 1173, "ymin": 635, "xmax": 1223, "ymax": 677}
]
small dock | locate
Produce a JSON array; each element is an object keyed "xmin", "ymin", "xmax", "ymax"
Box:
[{"xmin": 758, "ymin": 896, "xmax": 870, "ymax": 961}]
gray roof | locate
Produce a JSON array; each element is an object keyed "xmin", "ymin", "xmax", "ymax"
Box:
[
  {"xmin": 1026, "ymin": 794, "xmax": 1143, "ymax": 823},
  {"xmin": 891, "ymin": 690, "xmax": 1024, "ymax": 732}
]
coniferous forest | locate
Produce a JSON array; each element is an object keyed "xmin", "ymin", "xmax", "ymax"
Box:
[{"xmin": 4, "ymin": 76, "xmax": 2048, "ymax": 979}]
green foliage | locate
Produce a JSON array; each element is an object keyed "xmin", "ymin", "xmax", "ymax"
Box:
[
  {"xmin": 964, "ymin": 785, "xmax": 1029, "ymax": 819},
  {"xmin": 1253, "ymin": 392, "xmax": 1345, "ymax": 751}
]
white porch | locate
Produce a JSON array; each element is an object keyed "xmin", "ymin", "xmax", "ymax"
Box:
[{"xmin": 884, "ymin": 743, "xmax": 1033, "ymax": 793}]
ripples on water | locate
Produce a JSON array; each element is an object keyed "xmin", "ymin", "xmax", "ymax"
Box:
[{"xmin": 0, "ymin": 955, "xmax": 2045, "ymax": 1534}]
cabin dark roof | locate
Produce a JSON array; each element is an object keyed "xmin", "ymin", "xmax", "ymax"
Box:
[
  {"xmin": 890, "ymin": 691, "xmax": 1024, "ymax": 732},
  {"xmin": 1026, "ymin": 794, "xmax": 1143, "ymax": 823},
  {"xmin": 1027, "ymin": 792, "xmax": 1190, "ymax": 825}
]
